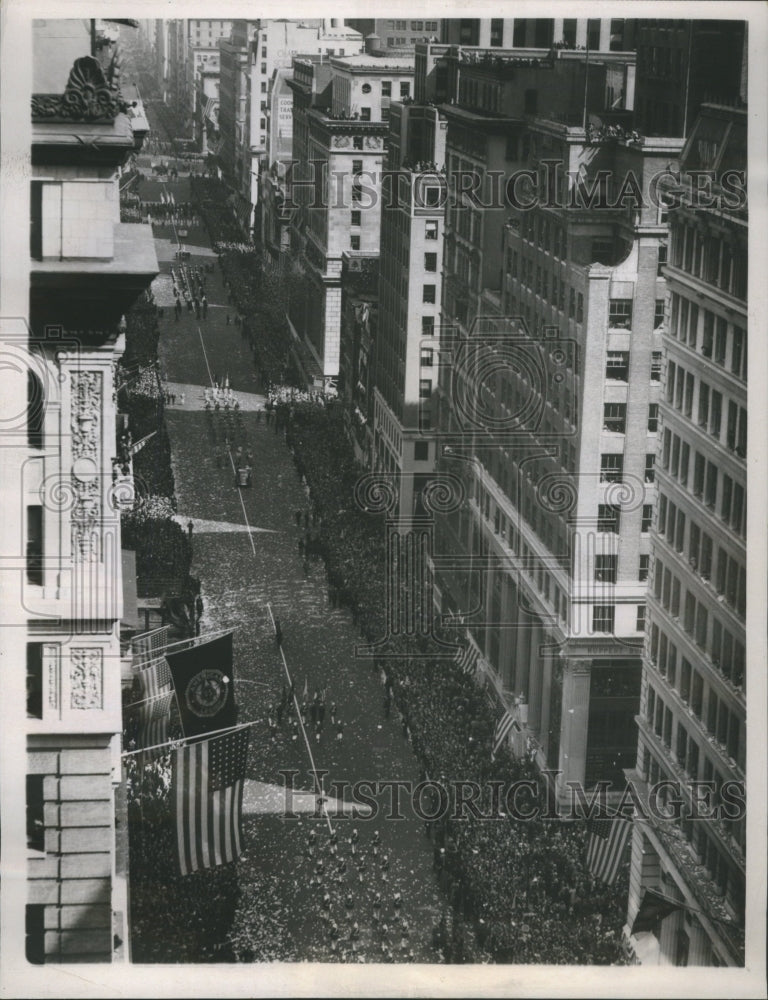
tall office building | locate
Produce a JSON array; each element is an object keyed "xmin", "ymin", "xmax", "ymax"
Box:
[
  {"xmin": 287, "ymin": 49, "xmax": 414, "ymax": 385},
  {"xmin": 19, "ymin": 19, "xmax": 158, "ymax": 962},
  {"xmin": 372, "ymin": 100, "xmax": 447, "ymax": 518},
  {"xmin": 624, "ymin": 103, "xmax": 746, "ymax": 967},
  {"xmin": 634, "ymin": 20, "xmax": 747, "ymax": 138},
  {"xmin": 430, "ymin": 44, "xmax": 683, "ymax": 800}
]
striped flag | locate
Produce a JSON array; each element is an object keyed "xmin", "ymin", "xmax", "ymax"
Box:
[
  {"xmin": 454, "ymin": 642, "xmax": 480, "ymax": 677},
  {"xmin": 134, "ymin": 656, "xmax": 173, "ymax": 700},
  {"xmin": 126, "ymin": 690, "xmax": 176, "ymax": 749},
  {"xmin": 173, "ymin": 726, "xmax": 250, "ymax": 876},
  {"xmin": 585, "ymin": 814, "xmax": 632, "ymax": 885},
  {"xmin": 491, "ymin": 709, "xmax": 520, "ymax": 759},
  {"xmin": 132, "ymin": 626, "xmax": 170, "ymax": 666}
]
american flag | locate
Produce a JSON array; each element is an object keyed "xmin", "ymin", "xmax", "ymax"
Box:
[
  {"xmin": 173, "ymin": 726, "xmax": 250, "ymax": 876},
  {"xmin": 585, "ymin": 814, "xmax": 632, "ymax": 885},
  {"xmin": 134, "ymin": 656, "xmax": 173, "ymax": 700},
  {"xmin": 132, "ymin": 626, "xmax": 169, "ymax": 666},
  {"xmin": 491, "ymin": 709, "xmax": 520, "ymax": 759},
  {"xmin": 126, "ymin": 690, "xmax": 176, "ymax": 749},
  {"xmin": 454, "ymin": 642, "xmax": 480, "ymax": 677}
]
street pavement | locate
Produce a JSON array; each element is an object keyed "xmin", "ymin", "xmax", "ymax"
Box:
[{"xmin": 151, "ymin": 183, "xmax": 446, "ymax": 962}]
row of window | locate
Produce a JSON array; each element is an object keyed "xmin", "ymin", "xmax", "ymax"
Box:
[
  {"xmin": 641, "ymin": 750, "xmax": 745, "ymax": 913},
  {"xmin": 671, "ymin": 221, "xmax": 748, "ymax": 301},
  {"xmin": 669, "ymin": 295, "xmax": 747, "ymax": 381},
  {"xmin": 386, "ymin": 19, "xmax": 438, "ymax": 31},
  {"xmin": 651, "ymin": 609, "xmax": 744, "ymax": 706},
  {"xmin": 603, "ymin": 402, "xmax": 660, "ymax": 441},
  {"xmin": 666, "ymin": 359, "xmax": 747, "ymax": 457},
  {"xmin": 660, "ymin": 429, "xmax": 746, "ymax": 537}
]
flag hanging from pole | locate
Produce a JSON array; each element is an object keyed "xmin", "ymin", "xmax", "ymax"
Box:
[
  {"xmin": 585, "ymin": 814, "xmax": 632, "ymax": 885},
  {"xmin": 173, "ymin": 726, "xmax": 250, "ymax": 876},
  {"xmin": 132, "ymin": 625, "xmax": 170, "ymax": 666},
  {"xmin": 631, "ymin": 888, "xmax": 683, "ymax": 934},
  {"xmin": 126, "ymin": 690, "xmax": 176, "ymax": 749},
  {"xmin": 134, "ymin": 656, "xmax": 173, "ymax": 700},
  {"xmin": 454, "ymin": 642, "xmax": 480, "ymax": 677},
  {"xmin": 491, "ymin": 709, "xmax": 520, "ymax": 759},
  {"xmin": 166, "ymin": 631, "xmax": 237, "ymax": 738}
]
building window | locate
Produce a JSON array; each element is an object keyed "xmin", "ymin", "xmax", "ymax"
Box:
[
  {"xmin": 353, "ymin": 135, "xmax": 364, "ymax": 150},
  {"xmin": 420, "ymin": 347, "xmax": 434, "ymax": 367},
  {"xmin": 654, "ymin": 299, "xmax": 666, "ymax": 329},
  {"xmin": 28, "ymin": 371, "xmax": 44, "ymax": 449},
  {"xmin": 648, "ymin": 403, "xmax": 659, "ymax": 432},
  {"xmin": 423, "ymin": 285, "xmax": 436, "ymax": 303},
  {"xmin": 360, "ymin": 107, "xmax": 371, "ymax": 121},
  {"xmin": 352, "ymin": 159, "xmax": 363, "ymax": 176},
  {"xmin": 424, "ymin": 252, "xmax": 437, "ymax": 273},
  {"xmin": 27, "ymin": 642, "xmax": 43, "ymax": 719},
  {"xmin": 351, "ymin": 210, "xmax": 361, "ymax": 227},
  {"xmin": 382, "ymin": 81, "xmax": 392, "ymax": 96},
  {"xmin": 597, "ymin": 504, "xmax": 620, "ymax": 533},
  {"xmin": 421, "ymin": 316, "xmax": 435, "ymax": 336},
  {"xmin": 595, "ymin": 555, "xmax": 617, "ymax": 583},
  {"xmin": 658, "ymin": 242, "xmax": 668, "ymax": 277},
  {"xmin": 641, "ymin": 504, "xmax": 654, "ymax": 533},
  {"xmin": 414, "ymin": 440, "xmax": 429, "ymax": 461},
  {"xmin": 25, "ymin": 905, "xmax": 45, "ymax": 965},
  {"xmin": 419, "ymin": 378, "xmax": 432, "ymax": 399},
  {"xmin": 650, "ymin": 351, "xmax": 663, "ymax": 382},
  {"xmin": 636, "ymin": 605, "xmax": 646, "ymax": 631},
  {"xmin": 26, "ymin": 774, "xmax": 44, "ymax": 853},
  {"xmin": 261, "ymin": 82, "xmax": 267, "ymax": 93},
  {"xmin": 593, "ymin": 605, "xmax": 615, "ymax": 634},
  {"xmin": 645, "ymin": 454, "xmax": 656, "ymax": 483},
  {"xmin": 400, "ymin": 82, "xmax": 411, "ymax": 98},
  {"xmin": 639, "ymin": 554, "xmax": 650, "ymax": 581},
  {"xmin": 600, "ymin": 454, "xmax": 623, "ymax": 483},
  {"xmin": 26, "ymin": 505, "xmax": 43, "ymax": 586},
  {"xmin": 425, "ymin": 220, "xmax": 438, "ymax": 240},
  {"xmin": 350, "ymin": 235, "xmax": 360, "ymax": 250},
  {"xmin": 603, "ymin": 403, "xmax": 626, "ymax": 433},
  {"xmin": 609, "ymin": 298, "xmax": 633, "ymax": 329},
  {"xmin": 606, "ymin": 351, "xmax": 629, "ymax": 381}
]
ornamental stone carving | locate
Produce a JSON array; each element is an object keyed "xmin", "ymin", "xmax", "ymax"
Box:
[
  {"xmin": 71, "ymin": 476, "xmax": 101, "ymax": 561},
  {"xmin": 71, "ymin": 371, "xmax": 102, "ymax": 459},
  {"xmin": 332, "ymin": 135, "xmax": 351, "ymax": 148},
  {"xmin": 31, "ymin": 55, "xmax": 129, "ymax": 122},
  {"xmin": 364, "ymin": 135, "xmax": 382, "ymax": 150},
  {"xmin": 69, "ymin": 648, "xmax": 103, "ymax": 709}
]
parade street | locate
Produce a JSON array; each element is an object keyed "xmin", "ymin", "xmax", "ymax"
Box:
[{"xmin": 149, "ymin": 175, "xmax": 446, "ymax": 962}]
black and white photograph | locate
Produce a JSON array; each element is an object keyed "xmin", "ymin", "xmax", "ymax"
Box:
[{"xmin": 0, "ymin": 3, "xmax": 765, "ymax": 998}]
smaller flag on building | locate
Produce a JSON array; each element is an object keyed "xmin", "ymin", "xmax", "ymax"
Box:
[
  {"xmin": 454, "ymin": 642, "xmax": 480, "ymax": 677},
  {"xmin": 491, "ymin": 709, "xmax": 520, "ymax": 759},
  {"xmin": 631, "ymin": 888, "xmax": 683, "ymax": 934},
  {"xmin": 134, "ymin": 656, "xmax": 173, "ymax": 700},
  {"xmin": 585, "ymin": 814, "xmax": 632, "ymax": 885},
  {"xmin": 131, "ymin": 625, "xmax": 170, "ymax": 665},
  {"xmin": 173, "ymin": 725, "xmax": 250, "ymax": 876},
  {"xmin": 126, "ymin": 690, "xmax": 176, "ymax": 749}
]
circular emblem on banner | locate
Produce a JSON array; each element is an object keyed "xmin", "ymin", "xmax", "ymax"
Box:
[{"xmin": 185, "ymin": 669, "xmax": 229, "ymax": 717}]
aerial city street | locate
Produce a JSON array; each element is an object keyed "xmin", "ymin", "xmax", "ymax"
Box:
[{"xmin": 14, "ymin": 14, "xmax": 752, "ymax": 977}]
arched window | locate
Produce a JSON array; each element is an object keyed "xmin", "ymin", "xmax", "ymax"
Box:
[{"xmin": 27, "ymin": 370, "xmax": 44, "ymax": 448}]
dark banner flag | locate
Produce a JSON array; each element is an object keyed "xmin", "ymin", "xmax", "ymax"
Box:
[
  {"xmin": 173, "ymin": 726, "xmax": 250, "ymax": 876},
  {"xmin": 166, "ymin": 631, "xmax": 236, "ymax": 738}
]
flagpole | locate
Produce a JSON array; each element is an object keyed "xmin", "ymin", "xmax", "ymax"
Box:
[
  {"xmin": 120, "ymin": 718, "xmax": 257, "ymax": 758},
  {"xmin": 267, "ymin": 603, "xmax": 334, "ymax": 834}
]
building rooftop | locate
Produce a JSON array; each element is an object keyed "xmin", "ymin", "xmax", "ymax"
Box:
[{"xmin": 329, "ymin": 53, "xmax": 414, "ymax": 72}]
